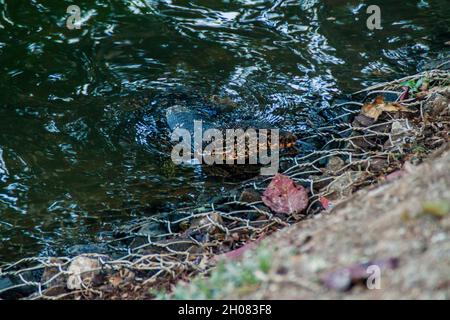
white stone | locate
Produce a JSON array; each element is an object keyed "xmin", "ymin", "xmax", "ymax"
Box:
[{"xmin": 66, "ymin": 254, "xmax": 108, "ymax": 290}]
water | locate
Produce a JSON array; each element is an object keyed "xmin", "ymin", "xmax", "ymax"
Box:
[{"xmin": 0, "ymin": 0, "xmax": 449, "ymax": 262}]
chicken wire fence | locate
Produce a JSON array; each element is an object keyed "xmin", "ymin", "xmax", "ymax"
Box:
[{"xmin": 0, "ymin": 68, "xmax": 448, "ymax": 299}]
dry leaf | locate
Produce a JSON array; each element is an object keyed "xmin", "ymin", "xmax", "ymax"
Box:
[
  {"xmin": 361, "ymin": 96, "xmax": 415, "ymax": 121},
  {"xmin": 319, "ymin": 196, "xmax": 332, "ymax": 210},
  {"xmin": 108, "ymin": 275, "xmax": 122, "ymax": 287},
  {"xmin": 262, "ymin": 174, "xmax": 309, "ymax": 214},
  {"xmin": 399, "ymin": 86, "xmax": 410, "ymax": 101}
]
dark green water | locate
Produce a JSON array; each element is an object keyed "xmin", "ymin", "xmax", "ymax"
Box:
[{"xmin": 0, "ymin": 0, "xmax": 449, "ymax": 262}]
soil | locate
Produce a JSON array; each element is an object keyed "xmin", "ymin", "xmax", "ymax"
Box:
[{"xmin": 218, "ymin": 143, "xmax": 450, "ymax": 299}]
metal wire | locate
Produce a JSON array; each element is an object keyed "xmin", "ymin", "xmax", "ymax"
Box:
[{"xmin": 1, "ymin": 69, "xmax": 448, "ymax": 300}]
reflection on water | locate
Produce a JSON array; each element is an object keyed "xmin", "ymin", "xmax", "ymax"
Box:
[{"xmin": 0, "ymin": 0, "xmax": 449, "ymax": 262}]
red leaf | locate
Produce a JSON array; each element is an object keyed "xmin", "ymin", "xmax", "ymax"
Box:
[
  {"xmin": 399, "ymin": 86, "xmax": 410, "ymax": 101},
  {"xmin": 218, "ymin": 236, "xmax": 265, "ymax": 261},
  {"xmin": 224, "ymin": 243, "xmax": 255, "ymax": 260},
  {"xmin": 262, "ymin": 174, "xmax": 309, "ymax": 214},
  {"xmin": 224, "ymin": 240, "xmax": 259, "ymax": 260},
  {"xmin": 319, "ymin": 196, "xmax": 332, "ymax": 210},
  {"xmin": 385, "ymin": 169, "xmax": 405, "ymax": 181}
]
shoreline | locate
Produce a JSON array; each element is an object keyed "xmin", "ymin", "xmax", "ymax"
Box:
[
  {"xmin": 165, "ymin": 143, "xmax": 450, "ymax": 299},
  {"xmin": 1, "ymin": 66, "xmax": 449, "ymax": 300}
]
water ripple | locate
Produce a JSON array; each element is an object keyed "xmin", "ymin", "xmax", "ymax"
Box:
[{"xmin": 0, "ymin": 0, "xmax": 449, "ymax": 262}]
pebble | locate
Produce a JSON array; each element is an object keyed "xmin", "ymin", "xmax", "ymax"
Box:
[
  {"xmin": 239, "ymin": 189, "xmax": 261, "ymax": 203},
  {"xmin": 67, "ymin": 254, "xmax": 109, "ymax": 290}
]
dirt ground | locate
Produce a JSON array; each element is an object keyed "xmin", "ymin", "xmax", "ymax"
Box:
[{"xmin": 217, "ymin": 144, "xmax": 450, "ymax": 299}]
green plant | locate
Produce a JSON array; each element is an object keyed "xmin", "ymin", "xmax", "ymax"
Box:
[{"xmin": 157, "ymin": 245, "xmax": 274, "ymax": 300}]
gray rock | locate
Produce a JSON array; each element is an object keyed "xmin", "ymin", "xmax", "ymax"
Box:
[
  {"xmin": 0, "ymin": 276, "xmax": 14, "ymax": 292},
  {"xmin": 0, "ymin": 275, "xmax": 35, "ymax": 299},
  {"xmin": 66, "ymin": 243, "xmax": 109, "ymax": 257},
  {"xmin": 239, "ymin": 188, "xmax": 261, "ymax": 203},
  {"xmin": 66, "ymin": 254, "xmax": 110, "ymax": 290}
]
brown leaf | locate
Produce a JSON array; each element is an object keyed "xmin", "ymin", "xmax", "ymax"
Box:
[
  {"xmin": 262, "ymin": 174, "xmax": 309, "ymax": 214},
  {"xmin": 361, "ymin": 96, "xmax": 416, "ymax": 121},
  {"xmin": 108, "ymin": 275, "xmax": 122, "ymax": 287}
]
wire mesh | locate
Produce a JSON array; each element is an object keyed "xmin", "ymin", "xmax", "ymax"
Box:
[{"xmin": 0, "ymin": 68, "xmax": 449, "ymax": 300}]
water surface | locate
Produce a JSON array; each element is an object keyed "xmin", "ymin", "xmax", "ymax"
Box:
[{"xmin": 0, "ymin": 0, "xmax": 449, "ymax": 262}]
